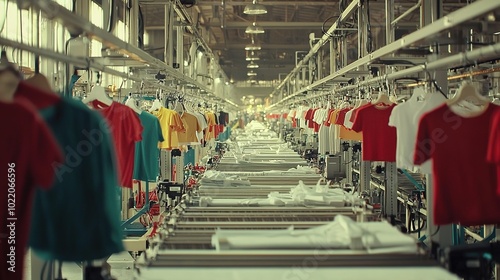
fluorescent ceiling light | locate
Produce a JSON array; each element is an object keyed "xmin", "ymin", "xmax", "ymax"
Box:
[
  {"xmin": 247, "ymin": 62, "xmax": 259, "ymax": 68},
  {"xmin": 244, "ymin": 0, "xmax": 267, "ymax": 15},
  {"xmin": 246, "ymin": 56, "xmax": 260, "ymax": 61},
  {"xmin": 245, "ymin": 22, "xmax": 265, "ymax": 34},
  {"xmin": 245, "ymin": 43, "xmax": 262, "ymax": 51}
]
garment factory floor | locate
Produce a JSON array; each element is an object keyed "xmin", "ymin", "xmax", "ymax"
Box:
[{"xmin": 25, "ymin": 250, "xmax": 135, "ymax": 280}]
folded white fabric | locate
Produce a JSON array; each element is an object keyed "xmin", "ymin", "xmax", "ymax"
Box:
[{"xmin": 212, "ymin": 215, "xmax": 416, "ymax": 252}]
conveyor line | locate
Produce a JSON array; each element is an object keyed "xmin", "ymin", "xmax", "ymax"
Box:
[{"xmin": 139, "ymin": 250, "xmax": 437, "ymax": 268}]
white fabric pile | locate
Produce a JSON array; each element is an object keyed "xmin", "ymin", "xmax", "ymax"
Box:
[{"xmin": 212, "ymin": 215, "xmax": 417, "ymax": 253}]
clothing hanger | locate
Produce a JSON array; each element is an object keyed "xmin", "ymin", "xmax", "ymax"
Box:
[
  {"xmin": 409, "ymin": 87, "xmax": 426, "ymax": 103},
  {"xmin": 149, "ymin": 90, "xmax": 163, "ymax": 112},
  {"xmin": 82, "ymin": 71, "xmax": 112, "ymax": 106},
  {"xmin": 125, "ymin": 93, "xmax": 142, "ymax": 114},
  {"xmin": 82, "ymin": 84, "xmax": 113, "ymax": 106},
  {"xmin": 373, "ymin": 91, "xmax": 393, "ymax": 106},
  {"xmin": 447, "ymin": 81, "xmax": 490, "ymax": 107}
]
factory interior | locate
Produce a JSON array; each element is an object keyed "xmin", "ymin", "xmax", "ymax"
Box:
[{"xmin": 1, "ymin": 0, "xmax": 500, "ymax": 279}]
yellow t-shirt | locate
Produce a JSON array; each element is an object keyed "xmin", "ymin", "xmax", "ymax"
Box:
[
  {"xmin": 153, "ymin": 108, "xmax": 185, "ymax": 149},
  {"xmin": 178, "ymin": 112, "xmax": 201, "ymax": 143},
  {"xmin": 204, "ymin": 111, "xmax": 217, "ymax": 140}
]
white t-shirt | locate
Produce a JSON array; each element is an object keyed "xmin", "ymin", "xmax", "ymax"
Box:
[
  {"xmin": 298, "ymin": 107, "xmax": 310, "ymax": 129},
  {"xmin": 344, "ymin": 109, "xmax": 355, "ymax": 129},
  {"xmin": 314, "ymin": 109, "xmax": 330, "ymax": 155},
  {"xmin": 388, "ymin": 91, "xmax": 446, "ymax": 173},
  {"xmin": 191, "ymin": 111, "xmax": 208, "ymax": 142}
]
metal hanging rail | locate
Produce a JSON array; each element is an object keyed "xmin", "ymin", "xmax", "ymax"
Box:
[
  {"xmin": 0, "ymin": 36, "xmax": 141, "ymax": 82},
  {"xmin": 269, "ymin": 0, "xmax": 500, "ymax": 109},
  {"xmin": 285, "ymin": 41, "xmax": 500, "ymax": 104},
  {"xmin": 272, "ymin": 0, "xmax": 360, "ymax": 93},
  {"xmin": 26, "ymin": 0, "xmax": 238, "ymax": 108}
]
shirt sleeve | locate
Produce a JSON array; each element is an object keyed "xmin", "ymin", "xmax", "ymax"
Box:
[
  {"xmin": 487, "ymin": 114, "xmax": 500, "ymax": 163},
  {"xmin": 414, "ymin": 115, "xmax": 432, "ymax": 165},
  {"xmin": 351, "ymin": 108, "xmax": 364, "ymax": 133},
  {"xmin": 174, "ymin": 112, "xmax": 185, "ymax": 132},
  {"xmin": 388, "ymin": 105, "xmax": 399, "ymax": 127},
  {"xmin": 30, "ymin": 113, "xmax": 64, "ymax": 189},
  {"xmin": 155, "ymin": 118, "xmax": 165, "ymax": 143},
  {"xmin": 129, "ymin": 110, "xmax": 143, "ymax": 142},
  {"xmin": 195, "ymin": 115, "xmax": 202, "ymax": 133}
]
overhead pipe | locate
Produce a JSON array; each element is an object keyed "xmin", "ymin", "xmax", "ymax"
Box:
[{"xmin": 391, "ymin": 0, "xmax": 422, "ymax": 26}]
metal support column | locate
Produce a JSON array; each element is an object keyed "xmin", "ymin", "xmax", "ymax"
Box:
[
  {"xmin": 301, "ymin": 64, "xmax": 307, "ymax": 88},
  {"xmin": 385, "ymin": 0, "xmax": 395, "ymax": 46},
  {"xmin": 341, "ymin": 36, "xmax": 348, "ymax": 67},
  {"xmin": 175, "ymin": 152, "xmax": 184, "ymax": 184},
  {"xmin": 308, "ymin": 57, "xmax": 314, "ymax": 85},
  {"xmin": 176, "ymin": 25, "xmax": 184, "ymax": 74},
  {"xmin": 189, "ymin": 42, "xmax": 197, "ymax": 79},
  {"xmin": 129, "ymin": 0, "xmax": 139, "ymax": 47},
  {"xmin": 345, "ymin": 143, "xmax": 353, "ymax": 185},
  {"xmin": 329, "ymin": 38, "xmax": 336, "ymax": 74},
  {"xmin": 384, "ymin": 162, "xmax": 398, "ymax": 218},
  {"xmin": 317, "ymin": 49, "xmax": 323, "ymax": 80},
  {"xmin": 359, "ymin": 160, "xmax": 371, "ymax": 194},
  {"xmin": 160, "ymin": 150, "xmax": 173, "ymax": 181},
  {"xmin": 164, "ymin": 3, "xmax": 174, "ymax": 66}
]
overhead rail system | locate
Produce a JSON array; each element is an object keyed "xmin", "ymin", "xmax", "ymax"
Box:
[
  {"xmin": 2, "ymin": 0, "xmax": 239, "ymax": 108},
  {"xmin": 268, "ymin": 0, "xmax": 500, "ymax": 109}
]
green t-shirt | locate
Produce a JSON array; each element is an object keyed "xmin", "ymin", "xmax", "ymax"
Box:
[
  {"xmin": 133, "ymin": 111, "xmax": 164, "ymax": 181},
  {"xmin": 29, "ymin": 98, "xmax": 124, "ymax": 261}
]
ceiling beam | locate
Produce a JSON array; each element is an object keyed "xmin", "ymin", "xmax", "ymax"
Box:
[
  {"xmin": 146, "ymin": 21, "xmax": 327, "ymax": 30},
  {"xmin": 140, "ymin": 1, "xmax": 338, "ymax": 6},
  {"xmin": 209, "ymin": 43, "xmax": 310, "ymax": 50}
]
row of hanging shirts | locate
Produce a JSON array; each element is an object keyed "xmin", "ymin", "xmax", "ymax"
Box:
[
  {"xmin": 0, "ymin": 51, "xmax": 124, "ymax": 280},
  {"xmin": 0, "ymin": 47, "xmax": 231, "ymax": 280},
  {"xmin": 284, "ymin": 81, "xmax": 500, "ymax": 227}
]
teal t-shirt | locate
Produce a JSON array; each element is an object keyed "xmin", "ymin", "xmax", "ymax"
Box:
[
  {"xmin": 133, "ymin": 111, "xmax": 164, "ymax": 181},
  {"xmin": 29, "ymin": 98, "xmax": 124, "ymax": 261}
]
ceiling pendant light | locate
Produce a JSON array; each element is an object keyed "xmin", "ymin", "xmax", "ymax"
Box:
[
  {"xmin": 247, "ymin": 71, "xmax": 257, "ymax": 77},
  {"xmin": 244, "ymin": 0, "xmax": 267, "ymax": 15},
  {"xmin": 245, "ymin": 36, "xmax": 262, "ymax": 51},
  {"xmin": 245, "ymin": 22, "xmax": 265, "ymax": 34},
  {"xmin": 246, "ymin": 51, "xmax": 260, "ymax": 61},
  {"xmin": 247, "ymin": 61, "xmax": 259, "ymax": 69},
  {"xmin": 245, "ymin": 42, "xmax": 262, "ymax": 51}
]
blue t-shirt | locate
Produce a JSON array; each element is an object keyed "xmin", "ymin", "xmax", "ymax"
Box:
[
  {"xmin": 133, "ymin": 111, "xmax": 164, "ymax": 181},
  {"xmin": 29, "ymin": 97, "xmax": 124, "ymax": 261}
]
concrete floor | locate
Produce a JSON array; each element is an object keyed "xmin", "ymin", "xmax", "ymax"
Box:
[{"xmin": 24, "ymin": 250, "xmax": 135, "ymax": 280}]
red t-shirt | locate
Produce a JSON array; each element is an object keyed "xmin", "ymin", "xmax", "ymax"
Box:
[
  {"xmin": 92, "ymin": 101, "xmax": 143, "ymax": 188},
  {"xmin": 304, "ymin": 109, "xmax": 314, "ymax": 128},
  {"xmin": 349, "ymin": 103, "xmax": 371, "ymax": 124},
  {"xmin": 415, "ymin": 104, "xmax": 500, "ymax": 225},
  {"xmin": 487, "ymin": 109, "xmax": 500, "ymax": 193},
  {"xmin": 335, "ymin": 108, "xmax": 351, "ymax": 127},
  {"xmin": 352, "ymin": 104, "xmax": 397, "ymax": 162},
  {"xmin": 0, "ymin": 99, "xmax": 63, "ymax": 280}
]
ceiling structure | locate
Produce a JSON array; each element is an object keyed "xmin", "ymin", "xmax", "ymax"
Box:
[
  {"xmin": 141, "ymin": 0, "xmax": 365, "ymax": 84},
  {"xmin": 140, "ymin": 0, "xmax": 474, "ymax": 89}
]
